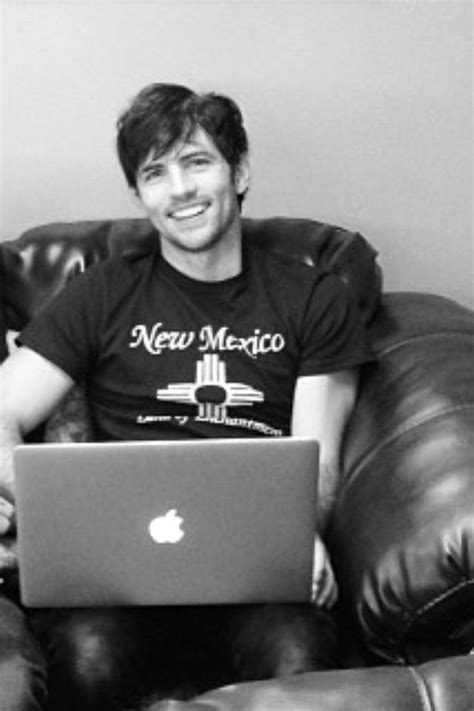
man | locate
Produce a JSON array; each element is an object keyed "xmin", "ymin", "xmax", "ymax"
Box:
[{"xmin": 0, "ymin": 83, "xmax": 373, "ymax": 710}]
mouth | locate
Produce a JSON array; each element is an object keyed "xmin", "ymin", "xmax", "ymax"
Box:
[{"xmin": 168, "ymin": 202, "xmax": 210, "ymax": 221}]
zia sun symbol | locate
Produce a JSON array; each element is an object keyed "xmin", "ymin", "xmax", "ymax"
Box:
[{"xmin": 156, "ymin": 354, "xmax": 264, "ymax": 420}]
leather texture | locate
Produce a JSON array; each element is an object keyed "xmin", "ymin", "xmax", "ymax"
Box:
[
  {"xmin": 331, "ymin": 292, "xmax": 474, "ymax": 665},
  {"xmin": 158, "ymin": 656, "xmax": 474, "ymax": 711},
  {"xmin": 1, "ymin": 216, "xmax": 473, "ymax": 710},
  {"xmin": 0, "ymin": 217, "xmax": 381, "ymax": 333}
]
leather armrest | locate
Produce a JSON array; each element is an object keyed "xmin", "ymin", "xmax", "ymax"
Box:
[
  {"xmin": 331, "ymin": 292, "xmax": 474, "ymax": 664},
  {"xmin": 148, "ymin": 656, "xmax": 474, "ymax": 711}
]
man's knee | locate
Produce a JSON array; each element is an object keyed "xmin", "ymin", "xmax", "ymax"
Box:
[
  {"xmin": 66, "ymin": 616, "xmax": 122, "ymax": 683},
  {"xmin": 230, "ymin": 604, "xmax": 339, "ymax": 681},
  {"xmin": 50, "ymin": 610, "xmax": 143, "ymax": 682},
  {"xmin": 46, "ymin": 609, "xmax": 145, "ymax": 709}
]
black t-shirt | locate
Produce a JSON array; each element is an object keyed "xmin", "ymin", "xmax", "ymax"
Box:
[{"xmin": 19, "ymin": 242, "xmax": 373, "ymax": 440}]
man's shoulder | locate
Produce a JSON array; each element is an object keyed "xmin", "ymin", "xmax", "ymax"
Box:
[
  {"xmin": 245, "ymin": 242, "xmax": 354, "ymax": 320},
  {"xmin": 246, "ymin": 240, "xmax": 331, "ymax": 288},
  {"xmin": 78, "ymin": 250, "xmax": 156, "ymax": 285}
]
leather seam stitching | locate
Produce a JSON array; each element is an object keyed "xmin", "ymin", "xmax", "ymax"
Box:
[
  {"xmin": 405, "ymin": 580, "xmax": 474, "ymax": 632},
  {"xmin": 407, "ymin": 666, "xmax": 434, "ymax": 711},
  {"xmin": 365, "ymin": 578, "xmax": 474, "ymax": 658}
]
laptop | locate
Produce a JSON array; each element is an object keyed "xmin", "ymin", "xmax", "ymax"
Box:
[{"xmin": 14, "ymin": 437, "xmax": 319, "ymax": 608}]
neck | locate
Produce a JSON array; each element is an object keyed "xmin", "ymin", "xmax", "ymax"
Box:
[{"xmin": 160, "ymin": 223, "xmax": 243, "ymax": 282}]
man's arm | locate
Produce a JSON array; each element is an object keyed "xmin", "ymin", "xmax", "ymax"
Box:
[
  {"xmin": 291, "ymin": 369, "xmax": 358, "ymax": 532},
  {"xmin": 0, "ymin": 347, "xmax": 74, "ymax": 532},
  {"xmin": 291, "ymin": 368, "xmax": 359, "ymax": 606}
]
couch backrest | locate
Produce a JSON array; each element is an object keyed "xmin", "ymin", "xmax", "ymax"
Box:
[{"xmin": 0, "ymin": 217, "xmax": 381, "ymax": 351}]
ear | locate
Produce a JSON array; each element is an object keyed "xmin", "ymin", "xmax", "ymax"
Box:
[{"xmin": 234, "ymin": 155, "xmax": 250, "ymax": 198}]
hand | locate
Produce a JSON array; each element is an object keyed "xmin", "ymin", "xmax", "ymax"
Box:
[
  {"xmin": 0, "ymin": 537, "xmax": 18, "ymax": 573},
  {"xmin": 0, "ymin": 497, "xmax": 15, "ymax": 536},
  {"xmin": 311, "ymin": 535, "xmax": 338, "ymax": 608},
  {"xmin": 0, "ymin": 499, "xmax": 18, "ymax": 579}
]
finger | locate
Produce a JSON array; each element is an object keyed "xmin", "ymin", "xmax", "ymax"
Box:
[
  {"xmin": 0, "ymin": 514, "xmax": 12, "ymax": 536},
  {"xmin": 319, "ymin": 559, "xmax": 338, "ymax": 605},
  {"xmin": 312, "ymin": 577, "xmax": 338, "ymax": 608},
  {"xmin": 311, "ymin": 553, "xmax": 338, "ymax": 607},
  {"xmin": 0, "ymin": 499, "xmax": 15, "ymax": 536},
  {"xmin": 311, "ymin": 564, "xmax": 328, "ymax": 605},
  {"xmin": 312, "ymin": 573, "xmax": 333, "ymax": 607},
  {"xmin": 0, "ymin": 497, "xmax": 14, "ymax": 518},
  {"xmin": 311, "ymin": 545, "xmax": 324, "ymax": 602}
]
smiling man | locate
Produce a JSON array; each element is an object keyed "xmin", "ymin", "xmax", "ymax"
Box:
[
  {"xmin": 135, "ymin": 128, "xmax": 248, "ymax": 281},
  {"xmin": 0, "ymin": 83, "xmax": 373, "ymax": 711}
]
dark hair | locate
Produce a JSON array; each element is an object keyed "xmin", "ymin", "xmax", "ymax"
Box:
[{"xmin": 116, "ymin": 83, "xmax": 249, "ymax": 195}]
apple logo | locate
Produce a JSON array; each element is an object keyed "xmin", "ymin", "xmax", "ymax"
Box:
[{"xmin": 148, "ymin": 509, "xmax": 185, "ymax": 544}]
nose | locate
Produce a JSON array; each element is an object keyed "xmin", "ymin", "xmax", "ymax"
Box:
[{"xmin": 168, "ymin": 165, "xmax": 196, "ymax": 200}]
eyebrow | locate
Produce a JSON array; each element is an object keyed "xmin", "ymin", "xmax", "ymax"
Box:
[
  {"xmin": 177, "ymin": 145, "xmax": 215, "ymax": 159},
  {"xmin": 139, "ymin": 146, "xmax": 215, "ymax": 176}
]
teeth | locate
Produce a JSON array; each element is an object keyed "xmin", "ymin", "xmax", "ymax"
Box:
[{"xmin": 171, "ymin": 204, "xmax": 207, "ymax": 220}]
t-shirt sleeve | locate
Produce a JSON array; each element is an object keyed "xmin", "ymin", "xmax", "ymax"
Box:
[
  {"xmin": 17, "ymin": 267, "xmax": 103, "ymax": 383},
  {"xmin": 297, "ymin": 272, "xmax": 374, "ymax": 376}
]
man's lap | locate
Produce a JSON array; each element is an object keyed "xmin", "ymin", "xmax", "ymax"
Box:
[
  {"xmin": 0, "ymin": 599, "xmax": 338, "ymax": 708},
  {"xmin": 31, "ymin": 603, "xmax": 338, "ymax": 692}
]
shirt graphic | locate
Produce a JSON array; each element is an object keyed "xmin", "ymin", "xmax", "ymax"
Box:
[
  {"xmin": 18, "ymin": 244, "xmax": 373, "ymax": 442},
  {"xmin": 156, "ymin": 353, "xmax": 264, "ymax": 421}
]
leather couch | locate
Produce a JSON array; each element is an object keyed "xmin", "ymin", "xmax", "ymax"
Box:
[{"xmin": 1, "ymin": 217, "xmax": 473, "ymax": 711}]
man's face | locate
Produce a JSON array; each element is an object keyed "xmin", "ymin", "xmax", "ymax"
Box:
[{"xmin": 135, "ymin": 128, "xmax": 249, "ymax": 260}]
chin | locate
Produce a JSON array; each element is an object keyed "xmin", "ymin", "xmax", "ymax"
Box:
[{"xmin": 173, "ymin": 231, "xmax": 222, "ymax": 254}]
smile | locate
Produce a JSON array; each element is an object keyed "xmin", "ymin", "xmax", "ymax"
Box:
[{"xmin": 169, "ymin": 203, "xmax": 210, "ymax": 221}]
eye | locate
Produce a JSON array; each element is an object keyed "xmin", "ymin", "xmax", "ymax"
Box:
[
  {"xmin": 145, "ymin": 167, "xmax": 165, "ymax": 180},
  {"xmin": 139, "ymin": 164, "xmax": 165, "ymax": 183},
  {"xmin": 186, "ymin": 155, "xmax": 212, "ymax": 169}
]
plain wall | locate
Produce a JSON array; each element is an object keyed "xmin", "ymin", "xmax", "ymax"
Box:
[{"xmin": 1, "ymin": 0, "xmax": 473, "ymax": 307}]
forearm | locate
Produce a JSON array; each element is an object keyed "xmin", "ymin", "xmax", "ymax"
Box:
[
  {"xmin": 0, "ymin": 348, "xmax": 75, "ymax": 501},
  {"xmin": 291, "ymin": 369, "xmax": 359, "ymax": 536},
  {"xmin": 317, "ymin": 459, "xmax": 340, "ymax": 536}
]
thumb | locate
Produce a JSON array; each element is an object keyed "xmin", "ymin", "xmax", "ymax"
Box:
[{"xmin": 0, "ymin": 498, "xmax": 15, "ymax": 535}]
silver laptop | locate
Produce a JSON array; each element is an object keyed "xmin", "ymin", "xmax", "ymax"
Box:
[{"xmin": 14, "ymin": 437, "xmax": 319, "ymax": 608}]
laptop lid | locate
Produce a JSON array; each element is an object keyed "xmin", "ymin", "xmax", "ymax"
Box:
[{"xmin": 14, "ymin": 437, "xmax": 318, "ymax": 607}]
